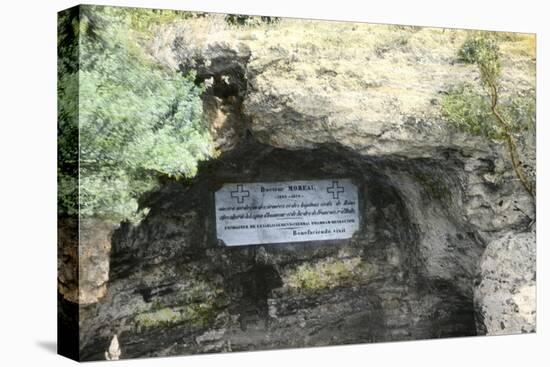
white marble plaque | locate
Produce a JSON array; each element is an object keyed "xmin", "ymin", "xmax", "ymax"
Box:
[{"xmin": 215, "ymin": 179, "xmax": 359, "ymax": 246}]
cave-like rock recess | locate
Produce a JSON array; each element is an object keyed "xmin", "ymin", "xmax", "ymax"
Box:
[{"xmin": 77, "ymin": 142, "xmax": 492, "ymax": 360}]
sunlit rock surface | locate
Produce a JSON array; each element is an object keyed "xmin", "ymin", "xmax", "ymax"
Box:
[{"xmin": 474, "ymin": 230, "xmax": 536, "ymax": 335}]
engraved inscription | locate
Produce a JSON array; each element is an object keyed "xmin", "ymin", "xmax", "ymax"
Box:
[{"xmin": 215, "ymin": 179, "xmax": 360, "ymax": 246}]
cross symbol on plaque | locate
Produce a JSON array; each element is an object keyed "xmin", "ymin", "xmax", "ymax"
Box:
[
  {"xmin": 327, "ymin": 181, "xmax": 345, "ymax": 199},
  {"xmin": 230, "ymin": 184, "xmax": 250, "ymax": 203}
]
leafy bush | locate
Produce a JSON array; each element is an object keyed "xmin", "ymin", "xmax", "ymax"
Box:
[
  {"xmin": 458, "ymin": 37, "xmax": 501, "ymax": 87},
  {"xmin": 58, "ymin": 7, "xmax": 82, "ymax": 217},
  {"xmin": 58, "ymin": 6, "xmax": 214, "ymax": 220},
  {"xmin": 442, "ymin": 84, "xmax": 535, "ymax": 140},
  {"xmin": 442, "ymin": 84, "xmax": 496, "ymax": 137},
  {"xmin": 442, "ymin": 35, "xmax": 535, "ymax": 198}
]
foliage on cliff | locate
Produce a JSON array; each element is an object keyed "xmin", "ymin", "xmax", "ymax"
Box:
[
  {"xmin": 442, "ymin": 36, "xmax": 535, "ymax": 198},
  {"xmin": 57, "ymin": 6, "xmax": 214, "ymax": 220}
]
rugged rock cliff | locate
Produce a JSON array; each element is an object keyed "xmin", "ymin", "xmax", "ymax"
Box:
[{"xmin": 65, "ymin": 16, "xmax": 536, "ymax": 360}]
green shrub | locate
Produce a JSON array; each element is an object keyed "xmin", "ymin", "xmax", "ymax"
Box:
[
  {"xmin": 458, "ymin": 36, "xmax": 501, "ymax": 87},
  {"xmin": 58, "ymin": 6, "xmax": 214, "ymax": 220},
  {"xmin": 441, "ymin": 35, "xmax": 535, "ymax": 198},
  {"xmin": 442, "ymin": 85, "xmax": 535, "ymax": 139},
  {"xmin": 442, "ymin": 84, "xmax": 499, "ymax": 139}
]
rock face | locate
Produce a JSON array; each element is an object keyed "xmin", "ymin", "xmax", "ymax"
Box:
[
  {"xmin": 77, "ymin": 143, "xmax": 534, "ymax": 360},
  {"xmin": 58, "ymin": 218, "xmax": 115, "ymax": 304},
  {"xmin": 474, "ymin": 231, "xmax": 536, "ymax": 335},
  {"xmin": 79, "ymin": 145, "xmax": 479, "ymax": 360},
  {"xmin": 70, "ymin": 17, "xmax": 536, "ymax": 360}
]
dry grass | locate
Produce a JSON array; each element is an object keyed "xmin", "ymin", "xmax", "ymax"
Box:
[{"xmin": 152, "ymin": 14, "xmax": 535, "ymax": 127}]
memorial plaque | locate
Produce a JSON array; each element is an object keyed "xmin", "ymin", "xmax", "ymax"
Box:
[{"xmin": 215, "ymin": 179, "xmax": 359, "ymax": 246}]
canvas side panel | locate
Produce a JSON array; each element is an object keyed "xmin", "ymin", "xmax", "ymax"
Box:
[{"xmin": 57, "ymin": 5, "xmax": 81, "ymax": 362}]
